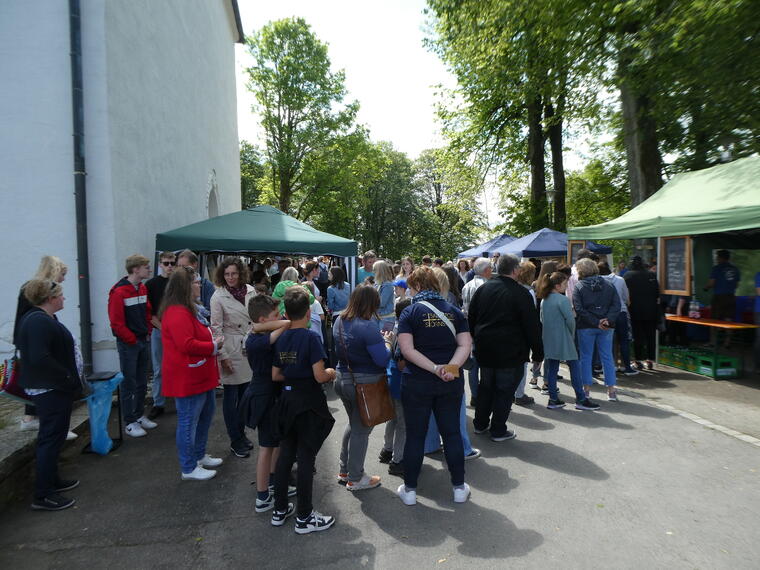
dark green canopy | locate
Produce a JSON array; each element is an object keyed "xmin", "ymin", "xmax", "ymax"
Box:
[{"xmin": 155, "ymin": 205, "xmax": 358, "ymax": 257}]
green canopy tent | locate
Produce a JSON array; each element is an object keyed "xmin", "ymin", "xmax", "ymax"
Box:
[
  {"xmin": 568, "ymin": 156, "xmax": 760, "ymax": 240},
  {"xmin": 155, "ymin": 205, "xmax": 358, "ymax": 257}
]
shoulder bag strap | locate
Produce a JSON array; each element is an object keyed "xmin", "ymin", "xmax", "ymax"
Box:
[
  {"xmin": 337, "ymin": 319, "xmax": 356, "ymax": 385},
  {"xmin": 419, "ymin": 301, "xmax": 457, "ymax": 339}
]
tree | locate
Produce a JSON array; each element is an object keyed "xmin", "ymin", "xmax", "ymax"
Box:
[
  {"xmin": 245, "ymin": 18, "xmax": 358, "ymax": 215},
  {"xmin": 240, "ymin": 141, "xmax": 265, "ymax": 209}
]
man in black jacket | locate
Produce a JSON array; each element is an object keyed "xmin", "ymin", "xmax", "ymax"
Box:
[{"xmin": 468, "ymin": 253, "xmax": 544, "ymax": 441}]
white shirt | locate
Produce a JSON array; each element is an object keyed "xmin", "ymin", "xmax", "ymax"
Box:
[{"xmin": 462, "ymin": 275, "xmax": 488, "ymax": 316}]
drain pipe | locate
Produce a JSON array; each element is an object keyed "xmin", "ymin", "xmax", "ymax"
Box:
[{"xmin": 69, "ymin": 0, "xmax": 93, "ymax": 375}]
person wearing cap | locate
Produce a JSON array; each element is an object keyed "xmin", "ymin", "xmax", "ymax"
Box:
[{"xmin": 393, "ymin": 278, "xmax": 408, "ymax": 301}]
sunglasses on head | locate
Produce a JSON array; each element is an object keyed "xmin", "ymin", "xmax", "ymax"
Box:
[{"xmin": 162, "ymin": 261, "xmax": 177, "ymax": 266}]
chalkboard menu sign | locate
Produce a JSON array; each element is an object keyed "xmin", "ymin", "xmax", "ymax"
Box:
[
  {"xmin": 660, "ymin": 236, "xmax": 691, "ymax": 296},
  {"xmin": 568, "ymin": 240, "xmax": 585, "ymax": 264}
]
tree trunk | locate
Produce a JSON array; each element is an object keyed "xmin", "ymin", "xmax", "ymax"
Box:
[
  {"xmin": 544, "ymin": 102, "xmax": 566, "ymax": 231},
  {"xmin": 527, "ymin": 96, "xmax": 548, "ymax": 230}
]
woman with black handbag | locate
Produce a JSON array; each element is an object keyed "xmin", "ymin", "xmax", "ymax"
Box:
[
  {"xmin": 333, "ymin": 285, "xmax": 393, "ymax": 492},
  {"xmin": 16, "ymin": 279, "xmax": 81, "ymax": 511}
]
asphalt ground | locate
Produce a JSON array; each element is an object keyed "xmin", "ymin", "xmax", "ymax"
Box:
[{"xmin": 1, "ymin": 369, "xmax": 759, "ymax": 569}]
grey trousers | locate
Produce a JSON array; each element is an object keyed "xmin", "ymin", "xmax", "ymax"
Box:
[
  {"xmin": 334, "ymin": 374, "xmax": 378, "ymax": 483},
  {"xmin": 382, "ymin": 399, "xmax": 406, "ymax": 463}
]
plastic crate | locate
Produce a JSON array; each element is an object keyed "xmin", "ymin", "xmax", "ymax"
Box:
[
  {"xmin": 695, "ymin": 354, "xmax": 740, "ymax": 379},
  {"xmin": 658, "ymin": 346, "xmax": 673, "ymax": 366}
]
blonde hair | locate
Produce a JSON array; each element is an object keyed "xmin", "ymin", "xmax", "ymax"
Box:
[
  {"xmin": 432, "ymin": 267, "xmax": 449, "ymax": 297},
  {"xmin": 576, "ymin": 258, "xmax": 599, "ymax": 279},
  {"xmin": 34, "ymin": 256, "xmax": 67, "ymax": 282},
  {"xmin": 407, "ymin": 266, "xmax": 440, "ymax": 293},
  {"xmin": 125, "ymin": 254, "xmax": 150, "ymax": 274},
  {"xmin": 373, "ymin": 260, "xmax": 394, "ymax": 285},
  {"xmin": 24, "ymin": 279, "xmax": 63, "ymax": 306}
]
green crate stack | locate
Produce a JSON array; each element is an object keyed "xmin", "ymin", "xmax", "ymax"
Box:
[
  {"xmin": 695, "ymin": 353, "xmax": 740, "ymax": 379},
  {"xmin": 658, "ymin": 346, "xmax": 673, "ymax": 366}
]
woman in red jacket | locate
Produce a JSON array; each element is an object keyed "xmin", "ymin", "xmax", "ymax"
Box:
[{"xmin": 161, "ymin": 267, "xmax": 224, "ymax": 481}]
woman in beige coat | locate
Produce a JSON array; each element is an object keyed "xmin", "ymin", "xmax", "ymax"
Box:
[{"xmin": 210, "ymin": 257, "xmax": 256, "ymax": 458}]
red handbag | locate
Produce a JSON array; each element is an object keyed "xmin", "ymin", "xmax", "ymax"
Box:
[{"xmin": 0, "ymin": 353, "xmax": 32, "ymax": 403}]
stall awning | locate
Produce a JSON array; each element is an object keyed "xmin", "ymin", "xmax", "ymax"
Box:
[
  {"xmin": 491, "ymin": 228, "xmax": 612, "ymax": 257},
  {"xmin": 155, "ymin": 205, "xmax": 358, "ymax": 257},
  {"xmin": 568, "ymin": 156, "xmax": 760, "ymax": 240},
  {"xmin": 458, "ymin": 234, "xmax": 516, "ymax": 258}
]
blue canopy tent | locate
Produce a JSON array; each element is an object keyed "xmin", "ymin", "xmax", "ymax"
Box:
[
  {"xmin": 491, "ymin": 228, "xmax": 612, "ymax": 257},
  {"xmin": 457, "ymin": 234, "xmax": 516, "ymax": 258}
]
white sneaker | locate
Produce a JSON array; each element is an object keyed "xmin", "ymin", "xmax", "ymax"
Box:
[
  {"xmin": 181, "ymin": 466, "xmax": 216, "ymax": 481},
  {"xmin": 397, "ymin": 484, "xmax": 416, "ymax": 506},
  {"xmin": 19, "ymin": 418, "xmax": 39, "ymax": 431},
  {"xmin": 137, "ymin": 416, "xmax": 157, "ymax": 429},
  {"xmin": 66, "ymin": 430, "xmax": 78, "ymax": 441},
  {"xmin": 198, "ymin": 454, "xmax": 223, "ymax": 468},
  {"xmin": 453, "ymin": 483, "xmax": 471, "ymax": 503},
  {"xmin": 125, "ymin": 422, "xmax": 147, "ymax": 437}
]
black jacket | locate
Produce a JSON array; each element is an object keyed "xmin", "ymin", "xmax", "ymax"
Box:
[
  {"xmin": 573, "ymin": 276, "xmax": 621, "ymax": 329},
  {"xmin": 624, "ymin": 269, "xmax": 660, "ymax": 321},
  {"xmin": 468, "ymin": 275, "xmax": 544, "ymax": 368},
  {"xmin": 16, "ymin": 307, "xmax": 79, "ymax": 393}
]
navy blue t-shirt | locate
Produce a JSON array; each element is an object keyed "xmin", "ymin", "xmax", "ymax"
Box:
[
  {"xmin": 397, "ymin": 298, "xmax": 468, "ymax": 377},
  {"xmin": 273, "ymin": 328, "xmax": 326, "ymax": 380},
  {"xmin": 246, "ymin": 332, "xmax": 274, "ymax": 381},
  {"xmin": 333, "ymin": 316, "xmax": 389, "ymax": 374},
  {"xmin": 710, "ymin": 262, "xmax": 740, "ymax": 295}
]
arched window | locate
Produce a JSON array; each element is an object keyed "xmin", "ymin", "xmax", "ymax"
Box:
[{"xmin": 207, "ymin": 170, "xmax": 219, "ymax": 218}]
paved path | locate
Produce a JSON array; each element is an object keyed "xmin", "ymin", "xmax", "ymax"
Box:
[{"xmin": 1, "ymin": 373, "xmax": 759, "ymax": 569}]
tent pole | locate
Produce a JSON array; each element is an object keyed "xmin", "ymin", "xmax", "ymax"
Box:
[{"xmin": 656, "ymin": 237, "xmax": 662, "ymax": 364}]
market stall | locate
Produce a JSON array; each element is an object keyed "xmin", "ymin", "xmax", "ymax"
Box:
[
  {"xmin": 457, "ymin": 234, "xmax": 516, "ymax": 258},
  {"xmin": 491, "ymin": 227, "xmax": 612, "ymax": 260},
  {"xmin": 569, "ymin": 156, "xmax": 760, "ymax": 378}
]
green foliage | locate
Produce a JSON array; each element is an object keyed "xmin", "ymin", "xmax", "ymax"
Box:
[
  {"xmin": 245, "ymin": 18, "xmax": 358, "ymax": 214},
  {"xmin": 240, "ymin": 141, "xmax": 266, "ymax": 209}
]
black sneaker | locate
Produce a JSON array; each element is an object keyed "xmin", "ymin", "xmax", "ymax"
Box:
[
  {"xmin": 378, "ymin": 448, "xmax": 392, "ymax": 464},
  {"xmin": 55, "ymin": 479, "xmax": 80, "ymax": 492},
  {"xmin": 271, "ymin": 503, "xmax": 295, "ymax": 526},
  {"xmin": 147, "ymin": 406, "xmax": 164, "ymax": 420},
  {"xmin": 547, "ymin": 399, "xmax": 566, "ymax": 410},
  {"xmin": 491, "ymin": 430, "xmax": 516, "ymax": 442},
  {"xmin": 388, "ymin": 461, "xmax": 404, "ymax": 477},
  {"xmin": 31, "ymin": 493, "xmax": 75, "ymax": 511},
  {"xmin": 295, "ymin": 510, "xmax": 336, "ymax": 535},
  {"xmin": 514, "ymin": 395, "xmax": 534, "ymax": 406},
  {"xmin": 230, "ymin": 442, "xmax": 250, "ymax": 458},
  {"xmin": 576, "ymin": 398, "xmax": 601, "ymax": 411},
  {"xmin": 244, "ymin": 437, "xmax": 255, "ymax": 450}
]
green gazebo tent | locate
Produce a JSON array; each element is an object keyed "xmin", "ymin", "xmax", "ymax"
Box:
[
  {"xmin": 568, "ymin": 156, "xmax": 760, "ymax": 240},
  {"xmin": 155, "ymin": 205, "xmax": 358, "ymax": 257}
]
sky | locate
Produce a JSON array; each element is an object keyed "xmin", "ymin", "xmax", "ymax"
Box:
[{"xmin": 234, "ymin": 0, "xmax": 457, "ymax": 160}]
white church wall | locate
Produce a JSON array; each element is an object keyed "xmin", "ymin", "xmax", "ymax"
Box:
[{"xmin": 0, "ymin": 2, "xmax": 81, "ymax": 358}]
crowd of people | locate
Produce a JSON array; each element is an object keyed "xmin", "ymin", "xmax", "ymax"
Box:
[{"xmin": 13, "ymin": 246, "xmax": 750, "ymax": 532}]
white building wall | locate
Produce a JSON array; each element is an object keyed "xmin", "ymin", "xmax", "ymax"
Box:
[
  {"xmin": 0, "ymin": 0, "xmax": 241, "ymax": 369},
  {"xmin": 0, "ymin": 2, "xmax": 81, "ymax": 357}
]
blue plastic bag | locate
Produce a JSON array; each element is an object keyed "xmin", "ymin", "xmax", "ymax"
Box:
[{"xmin": 86, "ymin": 373, "xmax": 123, "ymax": 455}]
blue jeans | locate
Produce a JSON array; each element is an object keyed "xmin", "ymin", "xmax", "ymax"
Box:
[
  {"xmin": 467, "ymin": 357, "xmax": 479, "ymax": 400},
  {"xmin": 544, "ymin": 359, "xmax": 585, "ymax": 402},
  {"xmin": 424, "ymin": 394, "xmax": 473, "ymax": 455},
  {"xmin": 117, "ymin": 338, "xmax": 150, "ymax": 424},
  {"xmin": 222, "ymin": 383, "xmax": 249, "ymax": 446},
  {"xmin": 578, "ymin": 328, "xmax": 616, "ymax": 387},
  {"xmin": 402, "ymin": 374, "xmax": 464, "ymax": 489},
  {"xmin": 175, "ymin": 389, "xmax": 216, "ymax": 474},
  {"xmin": 615, "ymin": 312, "xmax": 632, "ymax": 370},
  {"xmin": 150, "ymin": 329, "xmax": 165, "ymax": 408},
  {"xmin": 473, "ymin": 366, "xmax": 522, "ymax": 437}
]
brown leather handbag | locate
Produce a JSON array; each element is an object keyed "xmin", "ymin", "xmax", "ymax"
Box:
[{"xmin": 338, "ymin": 320, "xmax": 395, "ymax": 427}]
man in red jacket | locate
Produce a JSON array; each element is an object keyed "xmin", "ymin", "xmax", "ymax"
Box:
[{"xmin": 108, "ymin": 254, "xmax": 155, "ymax": 437}]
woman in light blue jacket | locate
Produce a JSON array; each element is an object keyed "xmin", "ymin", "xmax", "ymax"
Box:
[
  {"xmin": 373, "ymin": 260, "xmax": 396, "ymax": 327},
  {"xmin": 327, "ymin": 267, "xmax": 351, "ymax": 315},
  {"xmin": 538, "ymin": 271, "xmax": 600, "ymax": 411}
]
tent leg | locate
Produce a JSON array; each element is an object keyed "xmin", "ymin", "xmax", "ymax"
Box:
[{"xmin": 656, "ymin": 238, "xmax": 662, "ymax": 364}]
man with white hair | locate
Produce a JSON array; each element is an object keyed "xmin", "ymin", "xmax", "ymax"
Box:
[{"xmin": 461, "ymin": 258, "xmax": 492, "ymax": 406}]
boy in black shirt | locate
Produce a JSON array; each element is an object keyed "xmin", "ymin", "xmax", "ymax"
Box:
[
  {"xmin": 270, "ymin": 287, "xmax": 337, "ymax": 534},
  {"xmin": 244, "ymin": 296, "xmax": 291, "ymax": 513}
]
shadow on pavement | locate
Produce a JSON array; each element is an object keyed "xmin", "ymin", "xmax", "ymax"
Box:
[
  {"xmin": 479, "ymin": 438, "xmax": 610, "ymax": 481},
  {"xmin": 507, "ymin": 412, "xmax": 556, "ymax": 431},
  {"xmin": 530, "ymin": 407, "xmax": 634, "ymax": 430},
  {"xmin": 601, "ymin": 398, "xmax": 675, "ymax": 418},
  {"xmin": 356, "ymin": 486, "xmax": 543, "ymax": 559}
]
